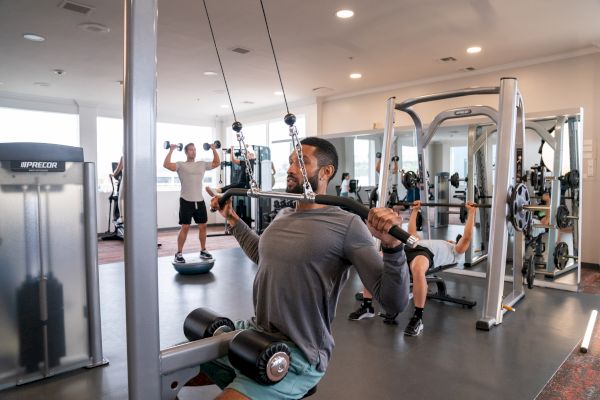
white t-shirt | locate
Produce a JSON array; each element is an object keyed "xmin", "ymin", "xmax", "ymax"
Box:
[
  {"xmin": 418, "ymin": 239, "xmax": 463, "ymax": 267},
  {"xmin": 341, "ymin": 179, "xmax": 350, "ymax": 194},
  {"xmin": 176, "ymin": 161, "xmax": 211, "ymax": 202}
]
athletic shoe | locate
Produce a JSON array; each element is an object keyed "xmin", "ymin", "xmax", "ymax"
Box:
[
  {"xmin": 174, "ymin": 252, "xmax": 185, "ymax": 263},
  {"xmin": 404, "ymin": 316, "xmax": 424, "ymax": 336},
  {"xmin": 348, "ymin": 303, "xmax": 375, "ymax": 320},
  {"xmin": 200, "ymin": 250, "xmax": 213, "ymax": 259}
]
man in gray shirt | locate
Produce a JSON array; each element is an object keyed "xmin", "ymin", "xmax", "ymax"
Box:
[
  {"xmin": 204, "ymin": 137, "xmax": 410, "ymax": 400},
  {"xmin": 163, "ymin": 142, "xmax": 220, "ymax": 262}
]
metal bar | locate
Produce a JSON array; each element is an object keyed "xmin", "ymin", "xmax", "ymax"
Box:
[
  {"xmin": 395, "ymin": 87, "xmax": 500, "ymax": 110},
  {"xmin": 422, "ymin": 106, "xmax": 498, "ymax": 148},
  {"xmin": 123, "ymin": 0, "xmax": 160, "ymax": 398},
  {"xmin": 393, "ymin": 201, "xmax": 490, "ymax": 208},
  {"xmin": 545, "ymin": 116, "xmax": 566, "ymax": 273},
  {"xmin": 160, "ymin": 331, "xmax": 238, "ymax": 375},
  {"xmin": 477, "ymin": 78, "xmax": 518, "ymax": 330},
  {"xmin": 378, "ymin": 98, "xmax": 395, "ymax": 208},
  {"xmin": 83, "ymin": 162, "xmax": 107, "ymax": 367}
]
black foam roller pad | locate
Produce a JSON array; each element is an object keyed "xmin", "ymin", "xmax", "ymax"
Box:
[
  {"xmin": 228, "ymin": 330, "xmax": 291, "ymax": 385},
  {"xmin": 183, "ymin": 308, "xmax": 235, "ymax": 340}
]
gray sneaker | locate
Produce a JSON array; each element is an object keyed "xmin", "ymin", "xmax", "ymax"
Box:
[
  {"xmin": 174, "ymin": 252, "xmax": 185, "ymax": 263},
  {"xmin": 200, "ymin": 250, "xmax": 213, "ymax": 259}
]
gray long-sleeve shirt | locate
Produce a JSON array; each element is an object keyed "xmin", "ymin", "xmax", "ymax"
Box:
[{"xmin": 230, "ymin": 205, "xmax": 410, "ymax": 372}]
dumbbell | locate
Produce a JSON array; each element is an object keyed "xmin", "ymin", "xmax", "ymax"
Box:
[
  {"xmin": 376, "ymin": 152, "xmax": 382, "ymax": 159},
  {"xmin": 203, "ymin": 140, "xmax": 222, "ymax": 151},
  {"xmin": 391, "ymin": 156, "xmax": 399, "ymax": 162},
  {"xmin": 164, "ymin": 141, "xmax": 183, "ymax": 151}
]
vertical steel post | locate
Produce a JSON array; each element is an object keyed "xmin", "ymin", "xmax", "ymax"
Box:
[
  {"xmin": 379, "ymin": 98, "xmax": 395, "ymax": 208},
  {"xmin": 83, "ymin": 162, "xmax": 107, "ymax": 367},
  {"xmin": 123, "ymin": 0, "xmax": 160, "ymax": 398},
  {"xmin": 477, "ymin": 78, "xmax": 518, "ymax": 329}
]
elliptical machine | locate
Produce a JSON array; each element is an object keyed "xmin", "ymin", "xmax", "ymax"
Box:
[{"xmin": 100, "ymin": 164, "xmax": 124, "ymax": 241}]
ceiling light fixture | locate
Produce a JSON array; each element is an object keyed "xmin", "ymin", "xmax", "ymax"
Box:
[
  {"xmin": 23, "ymin": 33, "xmax": 46, "ymax": 42},
  {"xmin": 53, "ymin": 69, "xmax": 66, "ymax": 76},
  {"xmin": 203, "ymin": 71, "xmax": 217, "ymax": 76},
  {"xmin": 336, "ymin": 9, "xmax": 354, "ymax": 18},
  {"xmin": 467, "ymin": 46, "xmax": 482, "ymax": 54},
  {"xmin": 274, "ymin": 91, "xmax": 283, "ymax": 96},
  {"xmin": 349, "ymin": 73, "xmax": 362, "ymax": 79}
]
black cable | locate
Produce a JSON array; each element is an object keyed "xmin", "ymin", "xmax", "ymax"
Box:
[
  {"xmin": 202, "ymin": 0, "xmax": 238, "ymax": 122},
  {"xmin": 258, "ymin": 0, "xmax": 290, "ymax": 115}
]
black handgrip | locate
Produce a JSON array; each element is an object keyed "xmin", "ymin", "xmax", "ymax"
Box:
[
  {"xmin": 217, "ymin": 188, "xmax": 249, "ymax": 209},
  {"xmin": 314, "ymin": 195, "xmax": 418, "ymax": 247}
]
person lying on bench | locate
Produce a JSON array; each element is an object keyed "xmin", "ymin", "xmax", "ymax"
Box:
[
  {"xmin": 349, "ymin": 200, "xmax": 476, "ymax": 336},
  {"xmin": 402, "ymin": 200, "xmax": 477, "ymax": 336}
]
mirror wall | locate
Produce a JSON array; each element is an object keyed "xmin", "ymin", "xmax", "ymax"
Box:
[{"xmin": 327, "ymin": 108, "xmax": 582, "ymax": 292}]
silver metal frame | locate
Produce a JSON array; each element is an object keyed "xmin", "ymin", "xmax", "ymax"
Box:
[{"xmin": 386, "ymin": 79, "xmax": 526, "ymax": 330}]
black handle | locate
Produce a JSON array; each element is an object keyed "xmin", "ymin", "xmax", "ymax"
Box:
[
  {"xmin": 314, "ymin": 195, "xmax": 418, "ymax": 246},
  {"xmin": 217, "ymin": 188, "xmax": 249, "ymax": 209}
]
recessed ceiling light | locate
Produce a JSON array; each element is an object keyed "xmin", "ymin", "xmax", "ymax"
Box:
[
  {"xmin": 34, "ymin": 82, "xmax": 50, "ymax": 87},
  {"xmin": 220, "ymin": 104, "xmax": 229, "ymax": 108},
  {"xmin": 274, "ymin": 91, "xmax": 283, "ymax": 96},
  {"xmin": 349, "ymin": 73, "xmax": 362, "ymax": 79},
  {"xmin": 23, "ymin": 33, "xmax": 46, "ymax": 42},
  {"xmin": 336, "ymin": 9, "xmax": 354, "ymax": 18},
  {"xmin": 203, "ymin": 71, "xmax": 217, "ymax": 76},
  {"xmin": 78, "ymin": 22, "xmax": 110, "ymax": 33},
  {"xmin": 467, "ymin": 46, "xmax": 482, "ymax": 54}
]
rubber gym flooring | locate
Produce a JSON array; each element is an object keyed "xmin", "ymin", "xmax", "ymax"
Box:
[{"xmin": 2, "ymin": 247, "xmax": 599, "ymax": 400}]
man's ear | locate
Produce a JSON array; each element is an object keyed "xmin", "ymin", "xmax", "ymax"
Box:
[{"xmin": 320, "ymin": 165, "xmax": 335, "ymax": 181}]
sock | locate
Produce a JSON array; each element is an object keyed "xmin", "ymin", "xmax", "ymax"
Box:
[
  {"xmin": 363, "ymin": 298, "xmax": 373, "ymax": 309},
  {"xmin": 413, "ymin": 307, "xmax": 424, "ymax": 319}
]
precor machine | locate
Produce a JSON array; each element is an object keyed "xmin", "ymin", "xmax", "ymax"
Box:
[
  {"xmin": 0, "ymin": 142, "xmax": 106, "ymax": 390},
  {"xmin": 385, "ymin": 78, "xmax": 527, "ymax": 330}
]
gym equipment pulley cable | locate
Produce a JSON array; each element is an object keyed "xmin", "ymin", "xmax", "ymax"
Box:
[{"xmin": 202, "ymin": 0, "xmax": 258, "ymax": 190}]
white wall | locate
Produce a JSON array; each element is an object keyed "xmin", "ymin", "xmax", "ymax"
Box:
[{"xmin": 319, "ymin": 53, "xmax": 600, "ymax": 265}]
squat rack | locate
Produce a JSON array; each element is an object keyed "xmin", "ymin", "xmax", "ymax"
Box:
[{"xmin": 384, "ymin": 79, "xmax": 527, "ymax": 330}]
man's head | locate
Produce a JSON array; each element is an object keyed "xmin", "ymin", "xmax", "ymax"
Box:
[
  {"xmin": 286, "ymin": 137, "xmax": 338, "ymax": 194},
  {"xmin": 184, "ymin": 143, "xmax": 196, "ymax": 160}
]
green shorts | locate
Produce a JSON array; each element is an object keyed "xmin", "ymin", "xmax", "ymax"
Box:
[{"xmin": 200, "ymin": 320, "xmax": 324, "ymax": 400}]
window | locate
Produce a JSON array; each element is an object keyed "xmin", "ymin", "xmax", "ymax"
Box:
[
  {"xmin": 401, "ymin": 145, "xmax": 418, "ymax": 172},
  {"xmin": 96, "ymin": 117, "xmax": 214, "ymax": 191},
  {"xmin": 450, "ymin": 146, "xmax": 468, "ymax": 177},
  {"xmin": 0, "ymin": 107, "xmax": 79, "ymax": 146},
  {"xmin": 354, "ymin": 138, "xmax": 372, "ymax": 186},
  {"xmin": 229, "ymin": 122, "xmax": 267, "ymax": 149}
]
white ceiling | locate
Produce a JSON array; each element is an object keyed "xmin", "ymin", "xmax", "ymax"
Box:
[{"xmin": 1, "ymin": 0, "xmax": 599, "ymax": 122}]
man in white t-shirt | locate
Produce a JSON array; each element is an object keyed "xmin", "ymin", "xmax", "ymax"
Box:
[
  {"xmin": 401, "ymin": 200, "xmax": 476, "ymax": 336},
  {"xmin": 163, "ymin": 142, "xmax": 220, "ymax": 263}
]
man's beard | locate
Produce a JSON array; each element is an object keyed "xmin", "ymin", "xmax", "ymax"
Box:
[{"xmin": 286, "ymin": 171, "xmax": 320, "ymax": 194}]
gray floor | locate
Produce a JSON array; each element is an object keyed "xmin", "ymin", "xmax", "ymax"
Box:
[{"xmin": 1, "ymin": 247, "xmax": 598, "ymax": 400}]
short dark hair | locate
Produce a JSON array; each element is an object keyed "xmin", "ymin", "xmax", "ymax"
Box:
[
  {"xmin": 300, "ymin": 137, "xmax": 338, "ymax": 182},
  {"xmin": 184, "ymin": 143, "xmax": 194, "ymax": 153},
  {"xmin": 341, "ymin": 172, "xmax": 350, "ymax": 182}
]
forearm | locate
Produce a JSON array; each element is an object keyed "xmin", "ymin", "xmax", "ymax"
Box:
[
  {"xmin": 229, "ymin": 219, "xmax": 260, "ymax": 264},
  {"xmin": 462, "ymin": 212, "xmax": 475, "ymax": 241},
  {"xmin": 211, "ymin": 149, "xmax": 220, "ymax": 168},
  {"xmin": 408, "ymin": 209, "xmax": 419, "ymax": 236}
]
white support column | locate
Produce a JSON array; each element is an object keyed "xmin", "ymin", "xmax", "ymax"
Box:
[{"xmin": 77, "ymin": 102, "xmax": 98, "ymax": 165}]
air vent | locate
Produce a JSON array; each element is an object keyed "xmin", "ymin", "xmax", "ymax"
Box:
[
  {"xmin": 440, "ymin": 56, "xmax": 457, "ymax": 62},
  {"xmin": 461, "ymin": 66, "xmax": 476, "ymax": 72},
  {"xmin": 242, "ymin": 101, "xmax": 255, "ymax": 104},
  {"xmin": 230, "ymin": 47, "xmax": 250, "ymax": 54},
  {"xmin": 58, "ymin": 0, "xmax": 94, "ymax": 15},
  {"xmin": 312, "ymin": 86, "xmax": 334, "ymax": 95}
]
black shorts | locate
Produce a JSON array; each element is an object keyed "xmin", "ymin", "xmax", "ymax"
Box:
[
  {"xmin": 403, "ymin": 245, "xmax": 434, "ymax": 270},
  {"xmin": 179, "ymin": 198, "xmax": 207, "ymax": 225}
]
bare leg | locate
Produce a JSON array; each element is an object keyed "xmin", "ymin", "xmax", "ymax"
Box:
[
  {"xmin": 177, "ymin": 224, "xmax": 190, "ymax": 253},
  {"xmin": 363, "ymin": 288, "xmax": 372, "ymax": 300},
  {"xmin": 410, "ymin": 256, "xmax": 430, "ymax": 308},
  {"xmin": 215, "ymin": 389, "xmax": 250, "ymax": 400},
  {"xmin": 199, "ymin": 223, "xmax": 207, "ymax": 250}
]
